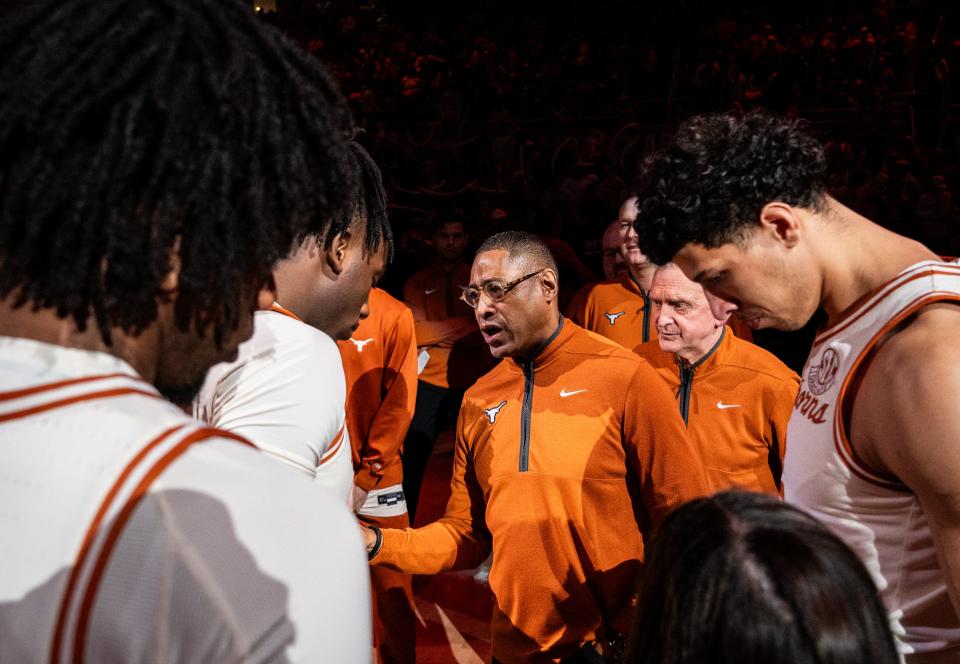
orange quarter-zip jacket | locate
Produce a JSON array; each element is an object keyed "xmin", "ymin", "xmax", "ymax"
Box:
[
  {"xmin": 634, "ymin": 326, "xmax": 800, "ymax": 495},
  {"xmin": 568, "ymin": 272, "xmax": 755, "ymax": 347},
  {"xmin": 338, "ymin": 288, "xmax": 418, "ymax": 490},
  {"xmin": 373, "ymin": 318, "xmax": 709, "ymax": 663},
  {"xmin": 566, "ymin": 272, "xmax": 657, "ymax": 348}
]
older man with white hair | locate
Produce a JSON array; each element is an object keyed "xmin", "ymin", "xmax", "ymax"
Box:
[{"xmin": 634, "ymin": 263, "xmax": 800, "ymax": 495}]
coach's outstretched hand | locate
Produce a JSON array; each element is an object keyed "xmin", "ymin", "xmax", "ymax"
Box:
[{"xmin": 360, "ymin": 523, "xmax": 381, "ymax": 556}]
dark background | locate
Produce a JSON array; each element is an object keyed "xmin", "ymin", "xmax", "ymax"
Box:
[{"xmin": 6, "ymin": 0, "xmax": 957, "ymax": 367}]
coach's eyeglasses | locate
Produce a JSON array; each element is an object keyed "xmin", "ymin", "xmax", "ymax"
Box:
[{"xmin": 459, "ymin": 270, "xmax": 545, "ymax": 308}]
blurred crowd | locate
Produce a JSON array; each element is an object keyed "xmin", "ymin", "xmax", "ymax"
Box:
[{"xmin": 260, "ymin": 0, "xmax": 960, "ymax": 295}]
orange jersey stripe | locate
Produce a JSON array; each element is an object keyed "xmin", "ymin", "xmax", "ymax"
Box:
[
  {"xmin": 1, "ymin": 388, "xmax": 161, "ymax": 425},
  {"xmin": 50, "ymin": 423, "xmax": 187, "ymax": 664},
  {"xmin": 269, "ymin": 302, "xmax": 302, "ymax": 321},
  {"xmin": 319, "ymin": 424, "xmax": 346, "ymax": 467},
  {"xmin": 0, "ymin": 373, "xmax": 147, "ymax": 402},
  {"xmin": 817, "ymin": 265, "xmax": 960, "ymax": 346},
  {"xmin": 832, "ymin": 291, "xmax": 960, "ymax": 491},
  {"xmin": 70, "ymin": 428, "xmax": 254, "ymax": 663}
]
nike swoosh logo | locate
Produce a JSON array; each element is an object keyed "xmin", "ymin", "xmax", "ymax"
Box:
[
  {"xmin": 716, "ymin": 401, "xmax": 741, "ymax": 409},
  {"xmin": 560, "ymin": 388, "xmax": 588, "ymax": 398},
  {"xmin": 425, "ymin": 288, "xmax": 438, "ymax": 295}
]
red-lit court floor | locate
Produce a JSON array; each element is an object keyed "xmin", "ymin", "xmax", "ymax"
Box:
[{"xmin": 411, "ymin": 447, "xmax": 493, "ymax": 664}]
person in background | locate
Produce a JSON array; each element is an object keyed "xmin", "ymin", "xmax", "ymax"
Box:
[
  {"xmin": 402, "ymin": 217, "xmax": 489, "ymax": 520},
  {"xmin": 339, "ymin": 287, "xmax": 418, "ymax": 664},
  {"xmin": 599, "ymin": 216, "xmax": 633, "ymax": 280},
  {"xmin": 567, "ymin": 197, "xmax": 659, "ymax": 347},
  {"xmin": 634, "ymin": 264, "xmax": 800, "ymax": 495}
]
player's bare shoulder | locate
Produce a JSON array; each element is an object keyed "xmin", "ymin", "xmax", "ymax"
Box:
[
  {"xmin": 852, "ymin": 300, "xmax": 960, "ymax": 474},
  {"xmin": 871, "ymin": 300, "xmax": 960, "ymax": 383}
]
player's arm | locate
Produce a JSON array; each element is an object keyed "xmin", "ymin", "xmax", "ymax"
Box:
[
  {"xmin": 623, "ymin": 360, "xmax": 712, "ymax": 529},
  {"xmin": 364, "ymin": 411, "xmax": 491, "ymax": 574},
  {"xmin": 354, "ymin": 307, "xmax": 418, "ymax": 492},
  {"xmin": 209, "ymin": 332, "xmax": 344, "ymax": 474},
  {"xmin": 855, "ymin": 303, "xmax": 960, "ymax": 618}
]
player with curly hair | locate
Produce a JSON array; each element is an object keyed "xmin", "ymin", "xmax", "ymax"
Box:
[{"xmin": 635, "ymin": 111, "xmax": 960, "ymax": 659}]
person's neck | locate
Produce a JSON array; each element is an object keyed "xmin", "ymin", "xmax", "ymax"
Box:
[
  {"xmin": 515, "ymin": 309, "xmax": 562, "ymax": 363},
  {"xmin": 272, "ymin": 276, "xmax": 334, "ymax": 335},
  {"xmin": 0, "ymin": 296, "xmax": 158, "ymax": 381},
  {"xmin": 436, "ymin": 255, "xmax": 462, "ymax": 272},
  {"xmin": 816, "ymin": 201, "xmax": 938, "ymax": 324},
  {"xmin": 677, "ymin": 326, "xmax": 723, "ymax": 366},
  {"xmin": 628, "ymin": 262, "xmax": 657, "ymax": 293},
  {"xmin": 270, "ymin": 282, "xmax": 304, "ymax": 316}
]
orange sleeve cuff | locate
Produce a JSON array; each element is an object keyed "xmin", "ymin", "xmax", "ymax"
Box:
[{"xmin": 354, "ymin": 459, "xmax": 404, "ymax": 492}]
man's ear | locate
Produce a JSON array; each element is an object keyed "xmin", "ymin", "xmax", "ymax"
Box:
[
  {"xmin": 256, "ymin": 275, "xmax": 277, "ymax": 310},
  {"xmin": 326, "ymin": 230, "xmax": 353, "ymax": 275},
  {"xmin": 539, "ymin": 268, "xmax": 559, "ymax": 302},
  {"xmin": 758, "ymin": 202, "xmax": 801, "ymax": 249}
]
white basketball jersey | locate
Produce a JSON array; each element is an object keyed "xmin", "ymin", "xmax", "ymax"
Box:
[
  {"xmin": 784, "ymin": 260, "xmax": 960, "ymax": 656},
  {"xmin": 0, "ymin": 336, "xmax": 370, "ymax": 662},
  {"xmin": 195, "ymin": 309, "xmax": 354, "ymax": 504}
]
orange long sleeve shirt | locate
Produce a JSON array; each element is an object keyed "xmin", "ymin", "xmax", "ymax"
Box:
[
  {"xmin": 566, "ymin": 272, "xmax": 657, "ymax": 348},
  {"xmin": 338, "ymin": 288, "xmax": 418, "ymax": 490},
  {"xmin": 403, "ymin": 261, "xmax": 489, "ymax": 389},
  {"xmin": 567, "ymin": 272, "xmax": 755, "ymax": 347},
  {"xmin": 372, "ymin": 319, "xmax": 709, "ymax": 663},
  {"xmin": 633, "ymin": 327, "xmax": 800, "ymax": 495}
]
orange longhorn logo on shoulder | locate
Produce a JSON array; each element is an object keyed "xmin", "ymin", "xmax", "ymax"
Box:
[
  {"xmin": 350, "ymin": 338, "xmax": 375, "ymax": 352},
  {"xmin": 604, "ymin": 311, "xmax": 625, "ymax": 325}
]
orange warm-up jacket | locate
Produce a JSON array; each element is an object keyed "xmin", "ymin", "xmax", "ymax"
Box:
[
  {"xmin": 372, "ymin": 318, "xmax": 709, "ymax": 664},
  {"xmin": 566, "ymin": 272, "xmax": 658, "ymax": 348},
  {"xmin": 634, "ymin": 326, "xmax": 800, "ymax": 495},
  {"xmin": 338, "ymin": 288, "xmax": 418, "ymax": 490},
  {"xmin": 567, "ymin": 272, "xmax": 755, "ymax": 348},
  {"xmin": 403, "ymin": 261, "xmax": 491, "ymax": 389}
]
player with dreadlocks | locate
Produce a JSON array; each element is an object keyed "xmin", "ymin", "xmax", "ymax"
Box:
[
  {"xmin": 195, "ymin": 136, "xmax": 394, "ymax": 509},
  {"xmin": 0, "ymin": 0, "xmax": 372, "ymax": 660}
]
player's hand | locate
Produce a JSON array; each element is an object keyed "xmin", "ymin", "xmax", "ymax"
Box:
[{"xmin": 350, "ymin": 484, "xmax": 369, "ymax": 513}]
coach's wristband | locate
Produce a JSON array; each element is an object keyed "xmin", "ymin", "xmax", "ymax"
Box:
[{"xmin": 367, "ymin": 526, "xmax": 383, "ymax": 560}]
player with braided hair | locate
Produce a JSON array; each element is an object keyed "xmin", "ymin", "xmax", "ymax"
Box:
[
  {"xmin": 0, "ymin": 0, "xmax": 355, "ymax": 387},
  {"xmin": 0, "ymin": 0, "xmax": 372, "ymax": 660},
  {"xmin": 195, "ymin": 138, "xmax": 394, "ymax": 506}
]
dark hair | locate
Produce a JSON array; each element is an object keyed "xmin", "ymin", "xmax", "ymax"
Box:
[
  {"xmin": 427, "ymin": 215, "xmax": 468, "ymax": 237},
  {"xmin": 476, "ymin": 230, "xmax": 558, "ymax": 275},
  {"xmin": 629, "ymin": 491, "xmax": 898, "ymax": 664},
  {"xmin": 634, "ymin": 111, "xmax": 828, "ymax": 265},
  {"xmin": 321, "ymin": 139, "xmax": 393, "ymax": 263},
  {"xmin": 0, "ymin": 0, "xmax": 355, "ymax": 346}
]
